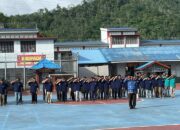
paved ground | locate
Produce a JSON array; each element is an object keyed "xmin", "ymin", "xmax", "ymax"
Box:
[{"xmin": 0, "ymin": 90, "xmax": 180, "ymax": 130}]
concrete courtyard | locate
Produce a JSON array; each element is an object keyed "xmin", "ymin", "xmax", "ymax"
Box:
[{"xmin": 0, "ymin": 90, "xmax": 180, "ymax": 130}]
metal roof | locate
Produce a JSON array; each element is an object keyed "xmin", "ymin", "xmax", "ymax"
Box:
[
  {"xmin": 72, "ymin": 49, "xmax": 108, "ymax": 64},
  {"xmin": 72, "ymin": 46, "xmax": 180, "ymax": 64},
  {"xmin": 101, "ymin": 27, "xmax": 137, "ymax": 32},
  {"xmin": 55, "ymin": 41, "xmax": 108, "ymax": 47},
  {"xmin": 55, "ymin": 41, "xmax": 109, "ymax": 46}
]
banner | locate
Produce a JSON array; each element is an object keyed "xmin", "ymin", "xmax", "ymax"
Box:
[{"xmin": 17, "ymin": 54, "xmax": 45, "ymax": 66}]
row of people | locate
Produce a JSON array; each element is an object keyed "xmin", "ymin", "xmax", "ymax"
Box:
[{"xmin": 0, "ymin": 74, "xmax": 176, "ymax": 106}]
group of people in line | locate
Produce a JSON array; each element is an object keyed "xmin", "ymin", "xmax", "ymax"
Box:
[{"xmin": 0, "ymin": 73, "xmax": 176, "ymax": 109}]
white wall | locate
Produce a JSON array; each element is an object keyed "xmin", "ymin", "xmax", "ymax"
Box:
[
  {"xmin": 79, "ymin": 65, "xmax": 109, "ymax": 78},
  {"xmin": 100, "ymin": 29, "xmax": 108, "ymax": 44},
  {"xmin": 126, "ymin": 44, "xmax": 139, "ymax": 48},
  {"xmin": 0, "ymin": 39, "xmax": 54, "ymax": 69}
]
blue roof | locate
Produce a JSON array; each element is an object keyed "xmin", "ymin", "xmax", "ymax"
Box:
[
  {"xmin": 72, "ymin": 46, "xmax": 180, "ymax": 64},
  {"xmin": 72, "ymin": 49, "xmax": 108, "ymax": 64},
  {"xmin": 31, "ymin": 58, "xmax": 61, "ymax": 70}
]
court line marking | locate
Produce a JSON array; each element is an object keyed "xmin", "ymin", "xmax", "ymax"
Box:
[{"xmin": 95, "ymin": 123, "xmax": 180, "ymax": 130}]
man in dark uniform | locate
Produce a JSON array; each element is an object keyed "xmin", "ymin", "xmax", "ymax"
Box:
[
  {"xmin": 11, "ymin": 78, "xmax": 23, "ymax": 105},
  {"xmin": 157, "ymin": 75, "xmax": 164, "ymax": 98},
  {"xmin": 2, "ymin": 78, "xmax": 9, "ymax": 105},
  {"xmin": 89, "ymin": 78, "xmax": 97, "ymax": 101},
  {"xmin": 28, "ymin": 77, "xmax": 39, "ymax": 104},
  {"xmin": 102, "ymin": 76, "xmax": 109, "ymax": 100},
  {"xmin": 56, "ymin": 78, "xmax": 68, "ymax": 102},
  {"xmin": 42, "ymin": 77, "xmax": 53, "ymax": 104},
  {"xmin": 127, "ymin": 76, "xmax": 137, "ymax": 109},
  {"xmin": 0, "ymin": 79, "xmax": 5, "ymax": 106}
]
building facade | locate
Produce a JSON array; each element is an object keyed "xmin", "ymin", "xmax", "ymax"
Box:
[
  {"xmin": 100, "ymin": 27, "xmax": 140, "ymax": 48},
  {"xmin": 0, "ymin": 28, "xmax": 55, "ymax": 81}
]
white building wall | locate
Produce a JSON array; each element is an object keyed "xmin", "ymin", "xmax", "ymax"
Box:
[
  {"xmin": 126, "ymin": 44, "xmax": 139, "ymax": 48},
  {"xmin": 101, "ymin": 29, "xmax": 108, "ymax": 44},
  {"xmin": 36, "ymin": 40, "xmax": 54, "ymax": 60},
  {"xmin": 79, "ymin": 65, "xmax": 109, "ymax": 78},
  {"xmin": 112, "ymin": 44, "xmax": 125, "ymax": 48},
  {"xmin": 0, "ymin": 39, "xmax": 54, "ymax": 69}
]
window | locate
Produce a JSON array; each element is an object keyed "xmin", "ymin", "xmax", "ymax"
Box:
[
  {"xmin": 126, "ymin": 37, "xmax": 137, "ymax": 44},
  {"xmin": 112, "ymin": 37, "xmax": 124, "ymax": 45},
  {"xmin": 21, "ymin": 41, "xmax": 36, "ymax": 52},
  {"xmin": 0, "ymin": 41, "xmax": 14, "ymax": 53}
]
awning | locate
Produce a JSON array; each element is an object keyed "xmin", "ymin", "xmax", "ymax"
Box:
[
  {"xmin": 135, "ymin": 61, "xmax": 170, "ymax": 71},
  {"xmin": 30, "ymin": 58, "xmax": 61, "ymax": 70}
]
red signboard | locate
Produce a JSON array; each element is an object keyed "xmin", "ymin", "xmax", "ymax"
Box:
[{"xmin": 17, "ymin": 54, "xmax": 46, "ymax": 66}]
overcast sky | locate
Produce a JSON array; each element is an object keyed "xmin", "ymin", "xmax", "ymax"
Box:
[{"xmin": 0, "ymin": 0, "xmax": 83, "ymax": 16}]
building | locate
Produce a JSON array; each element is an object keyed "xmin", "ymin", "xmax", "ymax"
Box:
[
  {"xmin": 54, "ymin": 41, "xmax": 108, "ymax": 60},
  {"xmin": 0, "ymin": 28, "xmax": 56, "ymax": 81},
  {"xmin": 72, "ymin": 46, "xmax": 180, "ymax": 81},
  {"xmin": 100, "ymin": 27, "xmax": 140, "ymax": 48}
]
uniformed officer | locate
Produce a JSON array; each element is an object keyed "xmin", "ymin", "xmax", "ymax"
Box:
[
  {"xmin": 72, "ymin": 78, "xmax": 82, "ymax": 102},
  {"xmin": 56, "ymin": 78, "xmax": 67, "ymax": 102},
  {"xmin": 156, "ymin": 75, "xmax": 164, "ymax": 98},
  {"xmin": 89, "ymin": 78, "xmax": 97, "ymax": 101},
  {"xmin": 11, "ymin": 78, "xmax": 23, "ymax": 105},
  {"xmin": 0, "ymin": 79, "xmax": 5, "ymax": 106},
  {"xmin": 102, "ymin": 76, "xmax": 109, "ymax": 100},
  {"xmin": 144, "ymin": 77, "xmax": 152, "ymax": 98},
  {"xmin": 42, "ymin": 77, "xmax": 53, "ymax": 104},
  {"xmin": 28, "ymin": 77, "xmax": 39, "ymax": 104}
]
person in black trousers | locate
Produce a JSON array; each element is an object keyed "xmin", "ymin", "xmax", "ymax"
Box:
[
  {"xmin": 28, "ymin": 77, "xmax": 39, "ymax": 104},
  {"xmin": 127, "ymin": 76, "xmax": 137, "ymax": 109}
]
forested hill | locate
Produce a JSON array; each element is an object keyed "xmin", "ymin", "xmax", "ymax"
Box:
[{"xmin": 0, "ymin": 0, "xmax": 180, "ymax": 41}]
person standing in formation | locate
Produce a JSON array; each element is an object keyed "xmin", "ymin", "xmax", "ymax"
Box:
[
  {"xmin": 42, "ymin": 77, "xmax": 53, "ymax": 104},
  {"xmin": 11, "ymin": 78, "xmax": 23, "ymax": 105},
  {"xmin": 27, "ymin": 77, "xmax": 39, "ymax": 104}
]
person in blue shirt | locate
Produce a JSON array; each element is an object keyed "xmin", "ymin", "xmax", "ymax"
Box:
[
  {"xmin": 151, "ymin": 74, "xmax": 158, "ymax": 98},
  {"xmin": 156, "ymin": 75, "xmax": 164, "ymax": 98},
  {"xmin": 89, "ymin": 78, "xmax": 97, "ymax": 101},
  {"xmin": 0, "ymin": 79, "xmax": 6, "ymax": 106},
  {"xmin": 98, "ymin": 77, "xmax": 104, "ymax": 100},
  {"xmin": 42, "ymin": 77, "xmax": 53, "ymax": 104},
  {"xmin": 102, "ymin": 76, "xmax": 109, "ymax": 100},
  {"xmin": 117, "ymin": 75, "xmax": 123, "ymax": 99},
  {"xmin": 81, "ymin": 78, "xmax": 90, "ymax": 100},
  {"xmin": 11, "ymin": 78, "xmax": 23, "ymax": 105},
  {"xmin": 144, "ymin": 77, "xmax": 152, "ymax": 98},
  {"xmin": 110, "ymin": 76, "xmax": 119, "ymax": 99},
  {"xmin": 127, "ymin": 76, "xmax": 137, "ymax": 109},
  {"xmin": 139, "ymin": 76, "xmax": 146, "ymax": 98},
  {"xmin": 56, "ymin": 78, "xmax": 68, "ymax": 102},
  {"xmin": 27, "ymin": 77, "xmax": 39, "ymax": 104},
  {"xmin": 72, "ymin": 78, "xmax": 82, "ymax": 102}
]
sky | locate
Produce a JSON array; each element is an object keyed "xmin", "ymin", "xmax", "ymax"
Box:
[{"xmin": 0, "ymin": 0, "xmax": 83, "ymax": 16}]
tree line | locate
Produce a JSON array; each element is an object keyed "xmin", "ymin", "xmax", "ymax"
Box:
[{"xmin": 0, "ymin": 0, "xmax": 180, "ymax": 41}]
